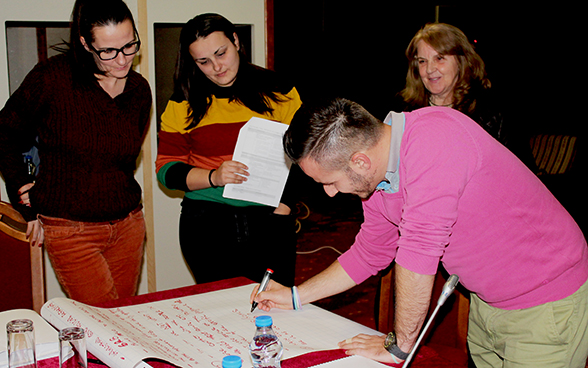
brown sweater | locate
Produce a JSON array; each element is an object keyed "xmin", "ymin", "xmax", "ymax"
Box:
[{"xmin": 0, "ymin": 54, "xmax": 152, "ymax": 222}]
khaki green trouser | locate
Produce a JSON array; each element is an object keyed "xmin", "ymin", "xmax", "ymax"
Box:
[{"xmin": 468, "ymin": 278, "xmax": 588, "ymax": 368}]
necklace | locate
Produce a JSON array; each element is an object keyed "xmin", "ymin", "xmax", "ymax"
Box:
[{"xmin": 429, "ymin": 98, "xmax": 453, "ymax": 108}]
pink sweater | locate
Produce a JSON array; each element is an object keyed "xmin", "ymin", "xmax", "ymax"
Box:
[{"xmin": 339, "ymin": 107, "xmax": 588, "ymax": 310}]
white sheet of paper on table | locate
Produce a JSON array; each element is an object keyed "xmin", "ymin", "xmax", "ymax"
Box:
[
  {"xmin": 223, "ymin": 117, "xmax": 292, "ymax": 207},
  {"xmin": 309, "ymin": 355, "xmax": 389, "ymax": 367},
  {"xmin": 41, "ymin": 285, "xmax": 384, "ymax": 368}
]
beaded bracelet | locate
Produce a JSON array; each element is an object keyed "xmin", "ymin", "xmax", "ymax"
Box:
[
  {"xmin": 208, "ymin": 169, "xmax": 217, "ymax": 188},
  {"xmin": 291, "ymin": 286, "xmax": 301, "ymax": 310}
]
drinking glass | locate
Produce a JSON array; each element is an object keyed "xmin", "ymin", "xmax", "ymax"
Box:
[
  {"xmin": 59, "ymin": 327, "xmax": 87, "ymax": 368},
  {"xmin": 6, "ymin": 319, "xmax": 37, "ymax": 368}
]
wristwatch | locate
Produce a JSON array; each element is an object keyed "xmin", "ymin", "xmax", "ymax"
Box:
[{"xmin": 384, "ymin": 332, "xmax": 409, "ymax": 360}]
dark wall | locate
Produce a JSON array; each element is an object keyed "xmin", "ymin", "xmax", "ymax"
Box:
[
  {"xmin": 273, "ymin": 3, "xmax": 583, "ymax": 137},
  {"xmin": 274, "ymin": 2, "xmax": 428, "ymax": 119}
]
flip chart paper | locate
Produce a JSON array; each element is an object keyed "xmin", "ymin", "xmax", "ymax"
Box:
[{"xmin": 41, "ymin": 285, "xmax": 383, "ymax": 368}]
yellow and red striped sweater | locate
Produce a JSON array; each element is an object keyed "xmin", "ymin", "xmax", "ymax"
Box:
[{"xmin": 156, "ymin": 84, "xmax": 301, "ymax": 207}]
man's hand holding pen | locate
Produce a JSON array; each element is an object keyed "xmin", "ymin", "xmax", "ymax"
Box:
[
  {"xmin": 250, "ymin": 280, "xmax": 294, "ymax": 312},
  {"xmin": 251, "ymin": 268, "xmax": 273, "ymax": 312}
]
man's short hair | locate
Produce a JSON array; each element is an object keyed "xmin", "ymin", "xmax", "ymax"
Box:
[{"xmin": 283, "ymin": 98, "xmax": 383, "ymax": 170}]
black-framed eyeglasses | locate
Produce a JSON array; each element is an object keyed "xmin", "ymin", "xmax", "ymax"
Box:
[{"xmin": 88, "ymin": 40, "xmax": 141, "ymax": 61}]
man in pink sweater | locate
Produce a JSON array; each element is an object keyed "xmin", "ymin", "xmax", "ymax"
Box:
[{"xmin": 252, "ymin": 98, "xmax": 588, "ymax": 367}]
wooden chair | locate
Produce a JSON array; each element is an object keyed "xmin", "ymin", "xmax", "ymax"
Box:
[
  {"xmin": 0, "ymin": 201, "xmax": 46, "ymax": 313},
  {"xmin": 378, "ymin": 265, "xmax": 470, "ymax": 366},
  {"xmin": 529, "ymin": 134, "xmax": 585, "ymax": 233},
  {"xmin": 530, "ymin": 134, "xmax": 578, "ymax": 176}
]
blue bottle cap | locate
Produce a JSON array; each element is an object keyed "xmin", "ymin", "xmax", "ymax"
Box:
[
  {"xmin": 222, "ymin": 355, "xmax": 242, "ymax": 368},
  {"xmin": 255, "ymin": 315, "xmax": 273, "ymax": 327}
]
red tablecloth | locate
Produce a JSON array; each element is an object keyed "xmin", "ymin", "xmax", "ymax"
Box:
[{"xmin": 39, "ymin": 277, "xmax": 464, "ymax": 367}]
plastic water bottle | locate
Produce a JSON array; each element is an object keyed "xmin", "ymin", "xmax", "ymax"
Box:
[
  {"xmin": 249, "ymin": 315, "xmax": 283, "ymax": 368},
  {"xmin": 222, "ymin": 355, "xmax": 242, "ymax": 368}
]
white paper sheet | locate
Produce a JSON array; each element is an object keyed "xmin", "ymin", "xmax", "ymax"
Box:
[
  {"xmin": 309, "ymin": 355, "xmax": 389, "ymax": 367},
  {"xmin": 0, "ymin": 309, "xmax": 60, "ymax": 368},
  {"xmin": 41, "ymin": 284, "xmax": 382, "ymax": 368},
  {"xmin": 223, "ymin": 117, "xmax": 292, "ymax": 207}
]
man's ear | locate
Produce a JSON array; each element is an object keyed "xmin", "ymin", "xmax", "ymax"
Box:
[{"xmin": 350, "ymin": 152, "xmax": 372, "ymax": 173}]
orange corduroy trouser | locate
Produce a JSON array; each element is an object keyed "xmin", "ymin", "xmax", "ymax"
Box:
[{"xmin": 39, "ymin": 208, "xmax": 145, "ymax": 305}]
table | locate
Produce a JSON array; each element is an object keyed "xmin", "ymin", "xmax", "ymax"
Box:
[{"xmin": 37, "ymin": 277, "xmax": 465, "ymax": 367}]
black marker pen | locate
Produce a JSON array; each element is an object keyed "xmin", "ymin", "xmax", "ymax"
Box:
[{"xmin": 251, "ymin": 268, "xmax": 273, "ymax": 312}]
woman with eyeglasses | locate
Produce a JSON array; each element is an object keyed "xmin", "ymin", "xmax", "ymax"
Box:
[
  {"xmin": 155, "ymin": 13, "xmax": 302, "ymax": 286},
  {"xmin": 0, "ymin": 0, "xmax": 151, "ymax": 304}
]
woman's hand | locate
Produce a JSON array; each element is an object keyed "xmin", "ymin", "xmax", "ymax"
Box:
[
  {"xmin": 212, "ymin": 160, "xmax": 249, "ymax": 186},
  {"xmin": 250, "ymin": 280, "xmax": 293, "ymax": 311},
  {"xmin": 26, "ymin": 220, "xmax": 44, "ymax": 247},
  {"xmin": 17, "ymin": 183, "xmax": 43, "ymax": 246},
  {"xmin": 187, "ymin": 161, "xmax": 250, "ymax": 191},
  {"xmin": 273, "ymin": 203, "xmax": 291, "ymax": 215},
  {"xmin": 338, "ymin": 334, "xmax": 401, "ymax": 364},
  {"xmin": 18, "ymin": 183, "xmax": 34, "ymax": 207}
]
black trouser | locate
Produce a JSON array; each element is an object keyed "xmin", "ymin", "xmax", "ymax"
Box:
[{"xmin": 179, "ymin": 199, "xmax": 297, "ymax": 286}]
